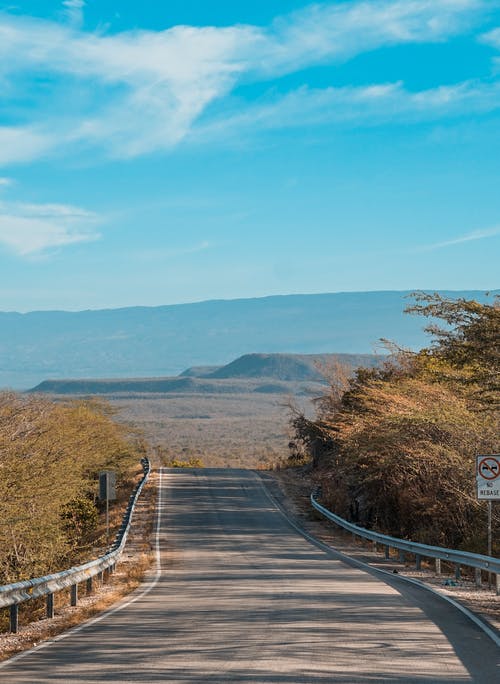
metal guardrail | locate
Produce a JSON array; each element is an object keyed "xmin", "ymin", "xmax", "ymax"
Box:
[
  {"xmin": 0, "ymin": 458, "xmax": 151, "ymax": 632},
  {"xmin": 311, "ymin": 494, "xmax": 500, "ymax": 592}
]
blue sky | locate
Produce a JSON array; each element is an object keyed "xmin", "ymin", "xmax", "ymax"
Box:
[{"xmin": 0, "ymin": 0, "xmax": 499, "ymax": 311}]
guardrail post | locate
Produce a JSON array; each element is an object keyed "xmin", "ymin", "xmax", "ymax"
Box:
[
  {"xmin": 415, "ymin": 554, "xmax": 421, "ymax": 571},
  {"xmin": 46, "ymin": 592, "xmax": 54, "ymax": 619},
  {"xmin": 9, "ymin": 604, "xmax": 19, "ymax": 633},
  {"xmin": 71, "ymin": 583, "xmax": 78, "ymax": 607},
  {"xmin": 435, "ymin": 558, "xmax": 441, "ymax": 575},
  {"xmin": 496, "ymin": 574, "xmax": 500, "ymax": 596},
  {"xmin": 86, "ymin": 577, "xmax": 93, "ymax": 595},
  {"xmin": 398, "ymin": 550, "xmax": 405, "ymax": 564},
  {"xmin": 455, "ymin": 564, "xmax": 461, "ymax": 580},
  {"xmin": 475, "ymin": 568, "xmax": 482, "ymax": 588},
  {"xmin": 385, "ymin": 545, "xmax": 390, "ymax": 560}
]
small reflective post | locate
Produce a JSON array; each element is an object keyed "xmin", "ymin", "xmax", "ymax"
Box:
[
  {"xmin": 71, "ymin": 584, "xmax": 78, "ymax": 607},
  {"xmin": 46, "ymin": 593, "xmax": 54, "ymax": 619},
  {"xmin": 9, "ymin": 604, "xmax": 19, "ymax": 633}
]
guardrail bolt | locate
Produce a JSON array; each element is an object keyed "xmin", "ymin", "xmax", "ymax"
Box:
[
  {"xmin": 46, "ymin": 592, "xmax": 54, "ymax": 619},
  {"xmin": 71, "ymin": 583, "xmax": 78, "ymax": 607},
  {"xmin": 9, "ymin": 604, "xmax": 19, "ymax": 633}
]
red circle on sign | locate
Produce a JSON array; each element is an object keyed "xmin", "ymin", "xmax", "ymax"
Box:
[{"xmin": 479, "ymin": 457, "xmax": 500, "ymax": 480}]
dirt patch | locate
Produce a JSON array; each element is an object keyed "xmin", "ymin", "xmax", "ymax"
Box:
[{"xmin": 259, "ymin": 467, "xmax": 500, "ymax": 634}]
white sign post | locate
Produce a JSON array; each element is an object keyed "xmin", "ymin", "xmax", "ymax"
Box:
[
  {"xmin": 476, "ymin": 455, "xmax": 500, "ymax": 584},
  {"xmin": 477, "ymin": 455, "xmax": 500, "ymax": 501}
]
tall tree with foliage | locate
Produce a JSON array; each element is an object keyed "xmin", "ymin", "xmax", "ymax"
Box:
[
  {"xmin": 291, "ymin": 293, "xmax": 499, "ymax": 551},
  {"xmin": 0, "ymin": 393, "xmax": 140, "ymax": 584}
]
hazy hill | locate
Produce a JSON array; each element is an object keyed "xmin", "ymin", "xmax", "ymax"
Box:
[
  {"xmin": 30, "ymin": 352, "xmax": 381, "ymax": 395},
  {"xmin": 206, "ymin": 353, "xmax": 380, "ymax": 381},
  {"xmin": 1, "ymin": 290, "xmax": 495, "ymax": 389},
  {"xmin": 30, "ymin": 376, "xmax": 326, "ymax": 397}
]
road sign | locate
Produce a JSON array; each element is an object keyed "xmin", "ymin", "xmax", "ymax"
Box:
[
  {"xmin": 99, "ymin": 471, "xmax": 116, "ymax": 501},
  {"xmin": 476, "ymin": 455, "xmax": 500, "ymax": 500}
]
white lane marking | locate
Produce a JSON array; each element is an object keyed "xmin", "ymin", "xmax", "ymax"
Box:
[
  {"xmin": 256, "ymin": 472, "xmax": 500, "ymax": 650},
  {"xmin": 0, "ymin": 468, "xmax": 165, "ymax": 669}
]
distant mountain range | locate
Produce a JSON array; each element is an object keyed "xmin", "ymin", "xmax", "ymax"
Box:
[
  {"xmin": 30, "ymin": 352, "xmax": 381, "ymax": 395},
  {"xmin": 1, "ymin": 290, "xmax": 495, "ymax": 390}
]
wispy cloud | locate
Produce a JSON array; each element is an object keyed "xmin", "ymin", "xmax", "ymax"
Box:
[
  {"xmin": 0, "ymin": 200, "xmax": 101, "ymax": 256},
  {"xmin": 0, "ymin": 0, "xmax": 495, "ymax": 161},
  {"xmin": 62, "ymin": 0, "xmax": 86, "ymax": 28},
  {"xmin": 196, "ymin": 79, "xmax": 500, "ymax": 142},
  {"xmin": 415, "ymin": 226, "xmax": 500, "ymax": 252},
  {"xmin": 0, "ymin": 126, "xmax": 55, "ymax": 165},
  {"xmin": 0, "ymin": 177, "xmax": 13, "ymax": 187},
  {"xmin": 260, "ymin": 0, "xmax": 488, "ymax": 76},
  {"xmin": 133, "ymin": 241, "xmax": 213, "ymax": 263}
]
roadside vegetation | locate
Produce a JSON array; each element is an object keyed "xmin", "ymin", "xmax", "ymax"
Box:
[
  {"xmin": 0, "ymin": 394, "xmax": 145, "ymax": 586},
  {"xmin": 289, "ymin": 293, "xmax": 499, "ymax": 553}
]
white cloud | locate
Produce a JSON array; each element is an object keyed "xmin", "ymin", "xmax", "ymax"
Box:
[
  {"xmin": 62, "ymin": 0, "xmax": 86, "ymax": 28},
  {"xmin": 260, "ymin": 0, "xmax": 487, "ymax": 76},
  {"xmin": 480, "ymin": 26, "xmax": 500, "ymax": 47},
  {"xmin": 0, "ymin": 0, "xmax": 495, "ymax": 160},
  {"xmin": 421, "ymin": 226, "xmax": 500, "ymax": 251},
  {"xmin": 196, "ymin": 79, "xmax": 500, "ymax": 142},
  {"xmin": 0, "ymin": 201, "xmax": 100, "ymax": 256},
  {"xmin": 0, "ymin": 177, "xmax": 13, "ymax": 187},
  {"xmin": 0, "ymin": 126, "xmax": 55, "ymax": 165},
  {"xmin": 133, "ymin": 241, "xmax": 212, "ymax": 263}
]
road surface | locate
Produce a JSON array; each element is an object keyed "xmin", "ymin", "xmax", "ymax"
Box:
[{"xmin": 1, "ymin": 468, "xmax": 499, "ymax": 682}]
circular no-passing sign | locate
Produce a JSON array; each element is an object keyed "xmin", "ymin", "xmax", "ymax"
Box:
[{"xmin": 478, "ymin": 456, "xmax": 500, "ymax": 480}]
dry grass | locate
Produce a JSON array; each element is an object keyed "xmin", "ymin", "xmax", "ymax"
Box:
[{"xmin": 108, "ymin": 392, "xmax": 315, "ymax": 468}]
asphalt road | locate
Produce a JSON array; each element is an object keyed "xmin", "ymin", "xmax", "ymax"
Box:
[{"xmin": 1, "ymin": 468, "xmax": 499, "ymax": 683}]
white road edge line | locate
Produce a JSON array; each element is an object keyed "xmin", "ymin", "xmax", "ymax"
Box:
[
  {"xmin": 0, "ymin": 468, "xmax": 165, "ymax": 669},
  {"xmin": 257, "ymin": 472, "xmax": 500, "ymax": 650}
]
